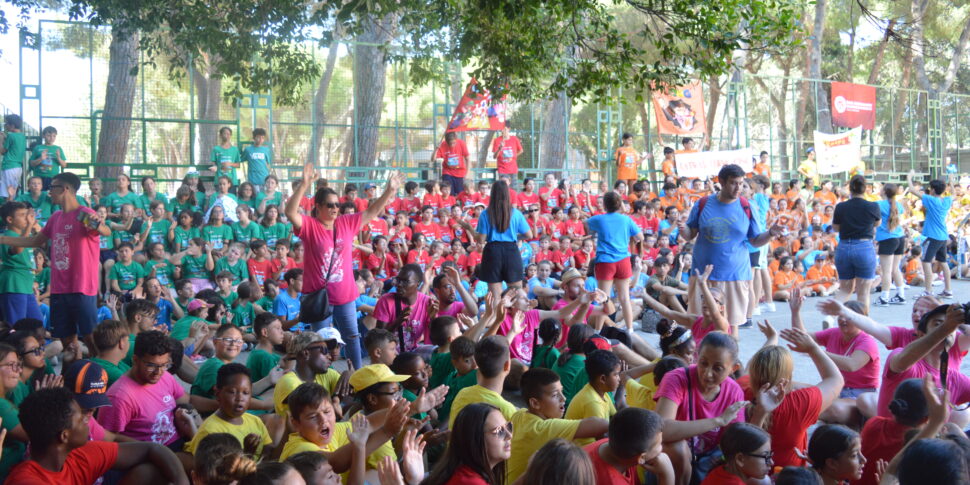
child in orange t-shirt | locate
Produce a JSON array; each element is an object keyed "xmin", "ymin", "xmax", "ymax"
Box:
[
  {"xmin": 772, "ymin": 257, "xmax": 802, "ymax": 301},
  {"xmin": 904, "ymin": 246, "xmax": 924, "ymax": 286},
  {"xmin": 805, "ymin": 253, "xmax": 838, "ymax": 296},
  {"xmin": 614, "ymin": 133, "xmax": 640, "ymax": 185}
]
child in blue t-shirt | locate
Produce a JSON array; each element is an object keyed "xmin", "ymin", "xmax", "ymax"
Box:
[{"xmin": 243, "ymin": 128, "xmax": 272, "ymax": 190}]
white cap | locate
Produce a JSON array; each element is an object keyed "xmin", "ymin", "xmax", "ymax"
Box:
[{"xmin": 316, "ymin": 327, "xmax": 346, "ymax": 345}]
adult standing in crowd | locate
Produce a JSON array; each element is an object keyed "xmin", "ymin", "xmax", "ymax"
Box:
[
  {"xmin": 0, "ymin": 172, "xmax": 109, "ymax": 351},
  {"xmin": 680, "ymin": 164, "xmax": 784, "ymax": 335},
  {"xmin": 587, "ymin": 191, "xmax": 643, "ymax": 331},
  {"xmin": 465, "ymin": 180, "xmax": 532, "ymax": 302},
  {"xmin": 491, "ymin": 124, "xmax": 523, "ymax": 177},
  {"xmin": 908, "ymin": 171, "xmax": 953, "ymax": 299},
  {"xmin": 436, "ymin": 132, "xmax": 469, "ymax": 195},
  {"xmin": 833, "ymin": 175, "xmax": 881, "ymax": 314},
  {"xmin": 285, "ymin": 161, "xmax": 403, "ymax": 369}
]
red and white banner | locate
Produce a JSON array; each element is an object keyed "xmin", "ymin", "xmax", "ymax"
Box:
[
  {"xmin": 675, "ymin": 148, "xmax": 754, "ymax": 178},
  {"xmin": 445, "ymin": 79, "xmax": 508, "ymax": 132},
  {"xmin": 831, "ymin": 82, "xmax": 876, "ymax": 130},
  {"xmin": 652, "ymin": 81, "xmax": 707, "ymax": 137}
]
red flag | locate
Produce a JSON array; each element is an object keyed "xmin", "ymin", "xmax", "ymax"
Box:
[
  {"xmin": 831, "ymin": 82, "xmax": 876, "ymax": 130},
  {"xmin": 446, "ymin": 79, "xmax": 508, "ymax": 132}
]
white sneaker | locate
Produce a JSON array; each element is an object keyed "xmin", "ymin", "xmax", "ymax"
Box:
[
  {"xmin": 752, "ymin": 306, "xmax": 762, "ymax": 316},
  {"xmin": 933, "ymin": 279, "xmax": 944, "ymax": 286},
  {"xmin": 767, "ymin": 302, "xmax": 777, "ymax": 313}
]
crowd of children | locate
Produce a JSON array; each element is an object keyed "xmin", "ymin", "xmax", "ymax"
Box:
[{"xmin": 0, "ymin": 116, "xmax": 965, "ymax": 485}]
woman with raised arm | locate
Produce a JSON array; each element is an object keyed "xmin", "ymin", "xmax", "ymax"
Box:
[{"xmin": 285, "ymin": 161, "xmax": 402, "ymax": 369}]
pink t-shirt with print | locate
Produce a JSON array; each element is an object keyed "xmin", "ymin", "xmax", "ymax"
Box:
[
  {"xmin": 42, "ymin": 207, "xmax": 100, "ymax": 295},
  {"xmin": 295, "ymin": 213, "xmax": 362, "ymax": 305},
  {"xmin": 98, "ymin": 372, "xmax": 185, "ymax": 445},
  {"xmin": 373, "ymin": 292, "xmax": 431, "ymax": 351},
  {"xmin": 498, "ymin": 309, "xmax": 541, "ymax": 363},
  {"xmin": 655, "ymin": 365, "xmax": 745, "ymax": 454},
  {"xmin": 814, "ymin": 328, "xmax": 881, "ymax": 389},
  {"xmin": 877, "ymin": 348, "xmax": 970, "ymax": 417},
  {"xmin": 439, "ymin": 301, "xmax": 466, "ymax": 318}
]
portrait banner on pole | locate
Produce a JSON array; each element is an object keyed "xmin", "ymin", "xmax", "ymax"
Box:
[
  {"xmin": 445, "ymin": 78, "xmax": 508, "ymax": 132},
  {"xmin": 651, "ymin": 81, "xmax": 707, "ymax": 137},
  {"xmin": 814, "ymin": 127, "xmax": 862, "ymax": 175},
  {"xmin": 675, "ymin": 148, "xmax": 754, "ymax": 178}
]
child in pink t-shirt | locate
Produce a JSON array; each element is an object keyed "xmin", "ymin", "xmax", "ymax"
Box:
[
  {"xmin": 497, "ymin": 288, "xmax": 587, "ymax": 364},
  {"xmin": 99, "ymin": 369, "xmax": 185, "ymax": 445},
  {"xmin": 655, "ymin": 332, "xmax": 746, "ymax": 479}
]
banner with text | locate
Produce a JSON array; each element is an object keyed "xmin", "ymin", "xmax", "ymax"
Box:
[
  {"xmin": 831, "ymin": 82, "xmax": 876, "ymax": 130},
  {"xmin": 446, "ymin": 79, "xmax": 508, "ymax": 132},
  {"xmin": 675, "ymin": 148, "xmax": 754, "ymax": 178},
  {"xmin": 814, "ymin": 127, "xmax": 862, "ymax": 174},
  {"xmin": 651, "ymin": 81, "xmax": 707, "ymax": 137}
]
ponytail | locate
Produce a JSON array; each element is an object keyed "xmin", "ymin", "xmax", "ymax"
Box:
[{"xmin": 885, "ymin": 183, "xmax": 900, "ymax": 232}]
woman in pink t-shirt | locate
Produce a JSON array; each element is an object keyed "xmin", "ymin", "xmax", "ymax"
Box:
[
  {"xmin": 373, "ymin": 264, "xmax": 433, "ymax": 351},
  {"xmin": 285, "ymin": 161, "xmax": 403, "ymax": 369},
  {"xmin": 655, "ymin": 332, "xmax": 747, "ymax": 485}
]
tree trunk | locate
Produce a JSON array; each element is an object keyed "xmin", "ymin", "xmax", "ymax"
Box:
[
  {"xmin": 310, "ymin": 35, "xmax": 342, "ymax": 165},
  {"xmin": 192, "ymin": 52, "xmax": 222, "ymax": 172},
  {"xmin": 478, "ymin": 131, "xmax": 495, "ymax": 171},
  {"xmin": 752, "ymin": 76, "xmax": 791, "ymax": 171},
  {"xmin": 637, "ymin": 101, "xmax": 658, "ymax": 188},
  {"xmin": 353, "ymin": 15, "xmax": 398, "ymax": 171},
  {"xmin": 866, "ymin": 19, "xmax": 895, "ymax": 85},
  {"xmin": 539, "ymin": 90, "xmax": 570, "ymax": 170},
  {"xmin": 95, "ymin": 27, "xmax": 139, "ymax": 190},
  {"xmin": 809, "ymin": 0, "xmax": 832, "ymax": 133},
  {"xmin": 891, "ymin": 48, "xmax": 913, "ymax": 154},
  {"xmin": 706, "ymin": 79, "xmax": 723, "ymax": 150}
]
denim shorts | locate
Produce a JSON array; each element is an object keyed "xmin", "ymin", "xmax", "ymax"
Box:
[{"xmin": 835, "ymin": 239, "xmax": 877, "ymax": 280}]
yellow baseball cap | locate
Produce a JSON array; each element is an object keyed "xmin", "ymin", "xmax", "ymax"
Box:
[{"xmin": 349, "ymin": 364, "xmax": 410, "ymax": 392}]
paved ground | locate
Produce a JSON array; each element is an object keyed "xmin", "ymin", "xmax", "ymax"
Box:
[{"xmin": 631, "ymin": 280, "xmax": 970, "ymax": 385}]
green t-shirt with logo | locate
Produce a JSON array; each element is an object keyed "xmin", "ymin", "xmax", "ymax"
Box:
[
  {"xmin": 0, "ymin": 230, "xmax": 34, "ymax": 294},
  {"xmin": 232, "ymin": 300, "xmax": 256, "ymax": 330},
  {"xmin": 214, "ymin": 257, "xmax": 248, "ymax": 285},
  {"xmin": 202, "ymin": 224, "xmax": 234, "ymax": 251},
  {"xmin": 144, "ymin": 218, "xmax": 172, "ymax": 250},
  {"xmin": 262, "ymin": 222, "xmax": 290, "ymax": 249},
  {"xmin": 110, "ymin": 260, "xmax": 145, "ymax": 291},
  {"xmin": 102, "ymin": 191, "xmax": 140, "ymax": 214},
  {"xmin": 137, "ymin": 193, "xmax": 169, "ymax": 214},
  {"xmin": 90, "ymin": 357, "xmax": 131, "ymax": 386},
  {"xmin": 231, "ymin": 220, "xmax": 264, "ymax": 244},
  {"xmin": 144, "ymin": 258, "xmax": 176, "ymax": 288},
  {"xmin": 211, "ymin": 145, "xmax": 241, "ymax": 185},
  {"xmin": 14, "ymin": 192, "xmax": 52, "ymax": 224},
  {"xmin": 181, "ymin": 253, "xmax": 210, "ymax": 280},
  {"xmin": 254, "ymin": 191, "xmax": 283, "ymax": 212},
  {"xmin": 1, "ymin": 132, "xmax": 26, "ymax": 171},
  {"xmin": 172, "ymin": 226, "xmax": 201, "ymax": 252},
  {"xmin": 29, "ymin": 143, "xmax": 65, "ymax": 178},
  {"xmin": 243, "ymin": 145, "xmax": 272, "ymax": 185}
]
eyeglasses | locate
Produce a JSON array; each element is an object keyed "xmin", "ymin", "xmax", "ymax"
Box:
[
  {"xmin": 0, "ymin": 361, "xmax": 22, "ymax": 372},
  {"xmin": 20, "ymin": 346, "xmax": 44, "ymax": 357},
  {"xmin": 142, "ymin": 361, "xmax": 173, "ymax": 373},
  {"xmin": 324, "ymin": 202, "xmax": 338, "ymax": 209},
  {"xmin": 215, "ymin": 338, "xmax": 244, "ymax": 346},
  {"xmin": 49, "ymin": 184, "xmax": 65, "ymax": 192},
  {"xmin": 373, "ymin": 388, "xmax": 403, "ymax": 400},
  {"xmin": 745, "ymin": 451, "xmax": 773, "ymax": 465},
  {"xmin": 489, "ymin": 422, "xmax": 513, "ymax": 440}
]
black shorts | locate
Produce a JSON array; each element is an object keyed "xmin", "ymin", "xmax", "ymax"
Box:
[
  {"xmin": 877, "ymin": 237, "xmax": 905, "ymax": 256},
  {"xmin": 922, "ymin": 238, "xmax": 948, "ymax": 263},
  {"xmin": 478, "ymin": 241, "xmax": 523, "ymax": 284},
  {"xmin": 749, "ymin": 251, "xmax": 760, "ymax": 267}
]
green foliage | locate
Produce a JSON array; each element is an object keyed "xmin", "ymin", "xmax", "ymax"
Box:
[{"xmin": 62, "ymin": 0, "xmax": 803, "ymax": 106}]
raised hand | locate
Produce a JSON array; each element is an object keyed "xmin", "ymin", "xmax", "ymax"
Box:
[
  {"xmin": 347, "ymin": 412, "xmax": 372, "ymax": 448},
  {"xmin": 780, "ymin": 328, "xmax": 817, "ymax": 354},
  {"xmin": 716, "ymin": 401, "xmax": 748, "ymax": 427},
  {"xmin": 816, "ymin": 298, "xmax": 845, "ymax": 317},
  {"xmin": 694, "ymin": 264, "xmax": 714, "ymax": 283},
  {"xmin": 377, "ymin": 456, "xmax": 405, "ymax": 485},
  {"xmin": 400, "ymin": 428, "xmax": 428, "ymax": 484},
  {"xmin": 923, "ymin": 373, "xmax": 951, "ymax": 425},
  {"xmin": 757, "ymin": 320, "xmax": 777, "ymax": 343},
  {"xmin": 384, "ymin": 398, "xmax": 411, "ymax": 437},
  {"xmin": 387, "ymin": 172, "xmax": 405, "ymax": 192},
  {"xmin": 789, "ymin": 286, "xmax": 804, "ymax": 312},
  {"xmin": 413, "ymin": 385, "xmax": 449, "ymax": 414},
  {"xmin": 302, "ymin": 160, "xmax": 317, "ymax": 184},
  {"xmin": 243, "ymin": 433, "xmax": 262, "ymax": 455},
  {"xmin": 34, "ymin": 374, "xmax": 63, "ymax": 391},
  {"xmin": 755, "ymin": 380, "xmax": 787, "ymax": 414}
]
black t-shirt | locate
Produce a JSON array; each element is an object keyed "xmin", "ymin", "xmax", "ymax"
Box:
[{"xmin": 832, "ymin": 197, "xmax": 881, "ymax": 239}]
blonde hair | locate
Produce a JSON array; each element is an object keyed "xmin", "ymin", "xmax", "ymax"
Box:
[{"xmin": 747, "ymin": 345, "xmax": 794, "ymax": 392}]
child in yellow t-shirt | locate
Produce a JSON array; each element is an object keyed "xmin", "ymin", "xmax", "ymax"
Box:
[
  {"xmin": 185, "ymin": 363, "xmax": 273, "ymax": 458},
  {"xmin": 564, "ymin": 348, "xmax": 626, "ymax": 445},
  {"xmin": 506, "ymin": 368, "xmax": 610, "ymax": 483}
]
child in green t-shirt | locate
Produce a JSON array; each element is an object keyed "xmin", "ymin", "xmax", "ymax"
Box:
[
  {"xmin": 108, "ymin": 242, "xmax": 145, "ymax": 297},
  {"xmin": 140, "ymin": 200, "xmax": 172, "ymax": 252},
  {"xmin": 246, "ymin": 312, "xmax": 284, "ymax": 383},
  {"xmin": 214, "ymin": 243, "xmax": 248, "ymax": 285},
  {"xmin": 28, "ymin": 126, "xmax": 67, "ymax": 189},
  {"xmin": 210, "ymin": 126, "xmax": 241, "ymax": 186},
  {"xmin": 215, "ymin": 271, "xmax": 238, "ymax": 308},
  {"xmin": 0, "ymin": 114, "xmax": 26, "ymax": 201},
  {"xmin": 14, "ymin": 177, "xmax": 52, "ymax": 226},
  {"xmin": 531, "ymin": 318, "xmax": 562, "ymax": 369},
  {"xmin": 230, "ymin": 205, "xmax": 263, "ymax": 244},
  {"xmin": 175, "ymin": 238, "xmax": 215, "ymax": 291},
  {"xmin": 202, "ymin": 205, "xmax": 234, "ymax": 254},
  {"xmin": 243, "ymin": 127, "xmax": 272, "ymax": 189},
  {"xmin": 427, "ymin": 316, "xmax": 462, "ymax": 390},
  {"xmin": 170, "ymin": 209, "xmax": 202, "ymax": 252},
  {"xmin": 439, "ymin": 336, "xmax": 478, "ymax": 423},
  {"xmin": 231, "ymin": 281, "xmax": 262, "ymax": 338},
  {"xmin": 143, "ymin": 242, "xmax": 176, "ymax": 289},
  {"xmin": 0, "ymin": 201, "xmax": 42, "ymax": 322}
]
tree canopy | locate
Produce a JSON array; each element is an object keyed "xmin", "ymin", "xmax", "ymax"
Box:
[{"xmin": 58, "ymin": 0, "xmax": 804, "ymax": 104}]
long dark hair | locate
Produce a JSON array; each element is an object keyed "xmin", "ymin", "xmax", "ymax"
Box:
[
  {"xmin": 884, "ymin": 183, "xmax": 900, "ymax": 232},
  {"xmin": 423, "ymin": 403, "xmax": 507, "ymax": 485},
  {"xmin": 488, "ymin": 181, "xmax": 512, "ymax": 233}
]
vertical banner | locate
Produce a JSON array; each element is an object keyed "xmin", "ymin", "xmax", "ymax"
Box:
[
  {"xmin": 446, "ymin": 79, "xmax": 508, "ymax": 132},
  {"xmin": 651, "ymin": 81, "xmax": 707, "ymax": 137},
  {"xmin": 831, "ymin": 82, "xmax": 876, "ymax": 130},
  {"xmin": 814, "ymin": 127, "xmax": 862, "ymax": 174}
]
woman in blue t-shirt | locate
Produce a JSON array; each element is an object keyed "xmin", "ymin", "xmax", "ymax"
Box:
[
  {"xmin": 463, "ymin": 181, "xmax": 533, "ymax": 302},
  {"xmin": 875, "ymin": 183, "xmax": 906, "ymax": 306},
  {"xmin": 587, "ymin": 191, "xmax": 643, "ymax": 331}
]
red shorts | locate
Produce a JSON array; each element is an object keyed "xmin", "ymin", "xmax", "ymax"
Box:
[{"xmin": 594, "ymin": 257, "xmax": 632, "ymax": 281}]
